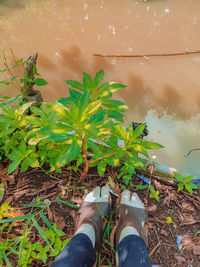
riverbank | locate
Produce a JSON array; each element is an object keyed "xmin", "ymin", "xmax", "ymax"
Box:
[{"xmin": 1, "ymin": 159, "xmax": 200, "ymax": 266}]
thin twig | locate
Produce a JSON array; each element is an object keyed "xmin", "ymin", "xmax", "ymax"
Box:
[
  {"xmin": 184, "ymin": 148, "xmax": 200, "ymax": 157},
  {"xmin": 93, "ymin": 49, "xmax": 200, "ymax": 58}
]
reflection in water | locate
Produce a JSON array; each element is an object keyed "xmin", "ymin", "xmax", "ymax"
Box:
[{"xmin": 0, "ymin": 0, "xmax": 200, "ymax": 174}]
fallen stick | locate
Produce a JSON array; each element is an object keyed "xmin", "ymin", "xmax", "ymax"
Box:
[
  {"xmin": 184, "ymin": 148, "xmax": 200, "ymax": 157},
  {"xmin": 93, "ymin": 50, "xmax": 200, "ymax": 58}
]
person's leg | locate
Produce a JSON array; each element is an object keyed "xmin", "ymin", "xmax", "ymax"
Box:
[
  {"xmin": 51, "ymin": 232, "xmax": 96, "ymax": 267},
  {"xmin": 115, "ymin": 191, "xmax": 151, "ymax": 267},
  {"xmin": 51, "ymin": 186, "xmax": 111, "ymax": 267}
]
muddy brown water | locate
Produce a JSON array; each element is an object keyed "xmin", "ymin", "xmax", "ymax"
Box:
[{"xmin": 0, "ymin": 0, "xmax": 200, "ymax": 176}]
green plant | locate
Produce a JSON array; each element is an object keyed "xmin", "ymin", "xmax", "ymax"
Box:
[
  {"xmin": 0, "ymin": 50, "xmax": 47, "ymax": 108},
  {"xmin": 0, "ymin": 70, "xmax": 163, "ymax": 185},
  {"xmin": 174, "ymin": 172, "xmax": 199, "ymax": 194},
  {"xmin": 0, "ymin": 199, "xmax": 70, "ymax": 266},
  {"xmin": 0, "ymin": 183, "xmax": 4, "ymax": 201},
  {"xmin": 25, "ymin": 70, "xmax": 163, "ymax": 181},
  {"xmin": 149, "ymin": 185, "xmax": 160, "ymax": 202},
  {"xmin": 0, "ymin": 202, "xmax": 14, "ymax": 220}
]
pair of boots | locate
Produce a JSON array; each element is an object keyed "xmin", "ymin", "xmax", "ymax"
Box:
[{"xmin": 51, "ymin": 186, "xmax": 151, "ymax": 267}]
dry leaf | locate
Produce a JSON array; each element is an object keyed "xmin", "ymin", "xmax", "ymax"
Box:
[
  {"xmin": 181, "ymin": 203, "xmax": 195, "ymax": 211},
  {"xmin": 147, "ymin": 204, "xmax": 157, "ymax": 212},
  {"xmin": 54, "ymin": 214, "xmax": 66, "ymax": 230},
  {"xmin": 8, "ymin": 209, "xmax": 25, "ymax": 219},
  {"xmin": 175, "ymin": 256, "xmax": 186, "ymax": 263},
  {"xmin": 148, "ymin": 223, "xmax": 153, "ymax": 229},
  {"xmin": 163, "ymin": 192, "xmax": 177, "ymax": 207},
  {"xmin": 192, "ymin": 245, "xmax": 200, "ymax": 255},
  {"xmin": 160, "ymin": 228, "xmax": 168, "ymax": 236},
  {"xmin": 181, "ymin": 213, "xmax": 199, "ymax": 226},
  {"xmin": 14, "ymin": 189, "xmax": 31, "ymax": 199},
  {"xmin": 182, "ymin": 234, "xmax": 193, "ymax": 248},
  {"xmin": 47, "ymin": 206, "xmax": 54, "ymax": 221}
]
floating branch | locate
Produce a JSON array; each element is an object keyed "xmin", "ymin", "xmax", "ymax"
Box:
[
  {"xmin": 93, "ymin": 50, "xmax": 200, "ymax": 58},
  {"xmin": 185, "ymin": 148, "xmax": 200, "ymax": 157}
]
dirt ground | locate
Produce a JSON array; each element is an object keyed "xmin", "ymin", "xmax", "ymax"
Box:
[{"xmin": 1, "ymin": 160, "xmax": 200, "ymax": 267}]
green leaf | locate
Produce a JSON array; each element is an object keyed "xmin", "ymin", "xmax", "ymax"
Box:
[
  {"xmin": 112, "ymin": 125, "xmax": 127, "ymax": 140},
  {"xmin": 2, "ymin": 95, "xmax": 21, "ymax": 105},
  {"xmin": 141, "ymin": 141, "xmax": 164, "ymax": 149},
  {"xmin": 21, "ymin": 157, "xmax": 39, "ymax": 173},
  {"xmin": 0, "ymin": 215, "xmax": 32, "ymax": 223},
  {"xmin": 16, "ymin": 102, "xmax": 34, "ymax": 116},
  {"xmin": 69, "ymin": 139, "xmax": 82, "ymax": 161},
  {"xmin": 107, "ymin": 110, "xmax": 124, "ymax": 122},
  {"xmin": 108, "ymin": 82, "xmax": 127, "ymax": 93},
  {"xmin": 83, "ymin": 72, "xmax": 93, "ymax": 91},
  {"xmin": 34, "ymin": 78, "xmax": 48, "ymax": 86},
  {"xmin": 134, "ymin": 184, "xmax": 149, "ymax": 189},
  {"xmin": 149, "ymin": 185, "xmax": 160, "ymax": 202},
  {"xmin": 185, "ymin": 183, "xmax": 192, "ymax": 194},
  {"xmin": 31, "ymin": 217, "xmax": 52, "ymax": 248},
  {"xmin": 11, "ymin": 75, "xmax": 18, "ymax": 81},
  {"xmin": 69, "ymin": 89, "xmax": 82, "ymax": 103},
  {"xmin": 40, "ymin": 211, "xmax": 59, "ymax": 237},
  {"xmin": 58, "ymin": 97, "xmax": 71, "ymax": 105},
  {"xmin": 178, "ymin": 183, "xmax": 184, "ymax": 192},
  {"xmin": 78, "ymin": 90, "xmax": 90, "ymax": 118},
  {"xmin": 65, "ymin": 80, "xmax": 85, "ymax": 91},
  {"xmin": 33, "ymin": 64, "xmax": 40, "ymax": 76},
  {"xmin": 189, "ymin": 183, "xmax": 199, "ymax": 189},
  {"xmin": 30, "ymin": 106, "xmax": 42, "ymax": 115},
  {"xmin": 132, "ymin": 123, "xmax": 146, "ymax": 139},
  {"xmin": 94, "ymin": 70, "xmax": 104, "ymax": 88},
  {"xmin": 182, "ymin": 175, "xmax": 193, "ymax": 184},
  {"xmin": 131, "ymin": 144, "xmax": 148, "ymax": 157},
  {"xmin": 97, "ymin": 160, "xmax": 106, "ymax": 176},
  {"xmin": 0, "ymin": 104, "xmax": 15, "ymax": 116},
  {"xmin": 7, "ymin": 159, "xmax": 21, "ymax": 174},
  {"xmin": 45, "ymin": 133, "xmax": 72, "ymax": 143},
  {"xmin": 103, "ymin": 99, "xmax": 128, "ymax": 111},
  {"xmin": 174, "ymin": 172, "xmax": 183, "ymax": 182},
  {"xmin": 84, "ymin": 100, "xmax": 102, "ymax": 116},
  {"xmin": 56, "ymin": 198, "xmax": 78, "ymax": 209}
]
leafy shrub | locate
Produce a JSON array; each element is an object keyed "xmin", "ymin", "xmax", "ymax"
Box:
[
  {"xmin": 0, "ymin": 199, "xmax": 70, "ymax": 266},
  {"xmin": 174, "ymin": 172, "xmax": 199, "ymax": 194},
  {"xmin": 0, "ymin": 70, "xmax": 163, "ymax": 183}
]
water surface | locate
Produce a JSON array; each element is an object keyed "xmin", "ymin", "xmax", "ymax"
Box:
[{"xmin": 0, "ymin": 0, "xmax": 200, "ymax": 175}]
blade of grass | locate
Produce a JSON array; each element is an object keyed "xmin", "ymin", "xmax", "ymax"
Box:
[
  {"xmin": 56, "ymin": 198, "xmax": 78, "ymax": 209},
  {"xmin": 40, "ymin": 211, "xmax": 59, "ymax": 237},
  {"xmin": 106, "ymin": 258, "xmax": 112, "ymax": 267},
  {"xmin": 4, "ymin": 254, "xmax": 13, "ymax": 267},
  {"xmin": 21, "ymin": 203, "xmax": 47, "ymax": 208},
  {"xmin": 0, "ymin": 215, "xmax": 31, "ymax": 223},
  {"xmin": 31, "ymin": 217, "xmax": 52, "ymax": 249},
  {"xmin": 98, "ymin": 252, "xmax": 101, "ymax": 267},
  {"xmin": 18, "ymin": 215, "xmax": 33, "ymax": 263},
  {"xmin": 105, "ymin": 240, "xmax": 116, "ymax": 254}
]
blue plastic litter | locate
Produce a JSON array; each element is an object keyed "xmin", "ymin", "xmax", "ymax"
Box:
[
  {"xmin": 192, "ymin": 179, "xmax": 200, "ymax": 184},
  {"xmin": 177, "ymin": 235, "xmax": 182, "ymax": 250},
  {"xmin": 136, "ymin": 173, "xmax": 151, "ymax": 185}
]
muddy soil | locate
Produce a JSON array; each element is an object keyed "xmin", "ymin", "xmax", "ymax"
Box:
[{"xmin": 0, "ymin": 161, "xmax": 200, "ymax": 267}]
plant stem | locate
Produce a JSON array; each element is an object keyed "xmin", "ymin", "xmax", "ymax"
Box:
[
  {"xmin": 80, "ymin": 136, "xmax": 89, "ymax": 180},
  {"xmin": 88, "ymin": 151, "xmax": 117, "ymax": 165},
  {"xmin": 80, "ymin": 150, "xmax": 118, "ymax": 180}
]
